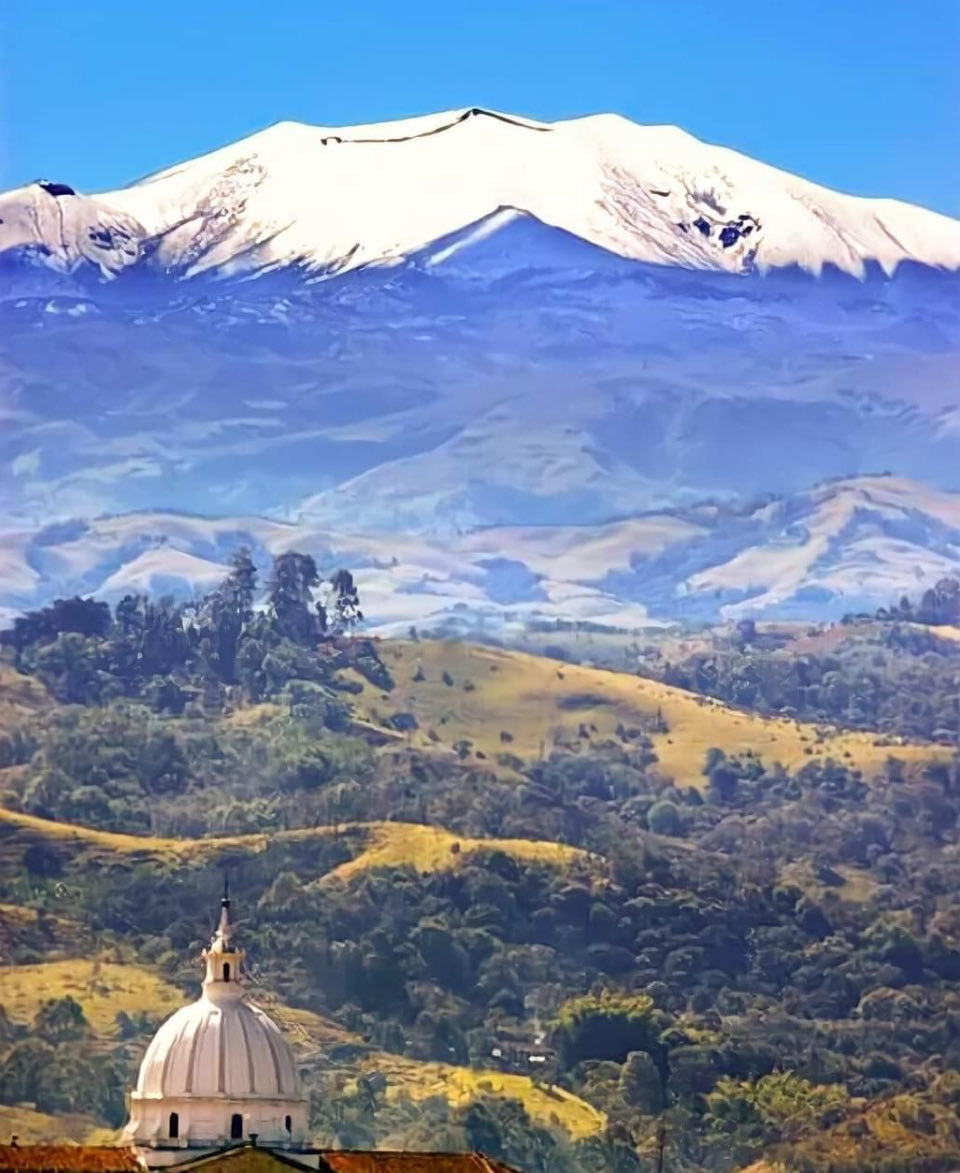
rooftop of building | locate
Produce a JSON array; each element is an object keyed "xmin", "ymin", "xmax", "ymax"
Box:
[{"xmin": 0, "ymin": 1145, "xmax": 518, "ymax": 1173}]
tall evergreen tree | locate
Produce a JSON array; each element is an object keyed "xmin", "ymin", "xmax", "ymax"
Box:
[
  {"xmin": 329, "ymin": 568, "xmax": 363, "ymax": 637},
  {"xmin": 269, "ymin": 552, "xmax": 322, "ymax": 645},
  {"xmin": 198, "ymin": 547, "xmax": 259, "ymax": 682}
]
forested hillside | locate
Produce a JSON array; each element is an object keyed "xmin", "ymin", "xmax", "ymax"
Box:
[{"xmin": 1, "ymin": 555, "xmax": 960, "ymax": 1173}]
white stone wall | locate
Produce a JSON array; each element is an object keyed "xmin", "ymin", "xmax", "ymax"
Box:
[{"xmin": 123, "ymin": 1094, "xmax": 309, "ymax": 1148}]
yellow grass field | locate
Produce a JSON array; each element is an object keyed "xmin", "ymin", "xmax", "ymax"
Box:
[
  {"xmin": 0, "ymin": 807, "xmax": 592, "ymax": 881},
  {"xmin": 361, "ymin": 641, "xmax": 949, "ymax": 787},
  {"xmin": 325, "ymin": 822, "xmax": 589, "ymax": 883},
  {"xmin": 0, "ymin": 1104, "xmax": 104, "ymax": 1145},
  {"xmin": 356, "ymin": 1054, "xmax": 605, "ymax": 1139},
  {"xmin": 0, "ymin": 959, "xmax": 184, "ymax": 1035}
]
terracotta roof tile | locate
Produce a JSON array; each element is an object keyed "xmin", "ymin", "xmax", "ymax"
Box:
[
  {"xmin": 320, "ymin": 1155, "xmax": 515, "ymax": 1173},
  {"xmin": 0, "ymin": 1148, "xmax": 143, "ymax": 1173},
  {"xmin": 0, "ymin": 1146, "xmax": 519, "ymax": 1173}
]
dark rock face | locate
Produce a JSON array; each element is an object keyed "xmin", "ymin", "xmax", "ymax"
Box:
[{"xmin": 36, "ymin": 180, "xmax": 77, "ymax": 198}]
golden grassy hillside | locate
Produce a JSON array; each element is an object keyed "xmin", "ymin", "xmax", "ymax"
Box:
[
  {"xmin": 776, "ymin": 1087, "xmax": 960, "ymax": 1173},
  {"xmin": 0, "ymin": 959, "xmax": 184, "ymax": 1035},
  {"xmin": 0, "ymin": 665, "xmax": 51, "ymax": 723},
  {"xmin": 0, "ymin": 807, "xmax": 592, "ymax": 882},
  {"xmin": 358, "ymin": 1053, "xmax": 605, "ymax": 1139},
  {"xmin": 0, "ymin": 1103, "xmax": 103, "ymax": 1145},
  {"xmin": 325, "ymin": 822, "xmax": 589, "ymax": 884},
  {"xmin": 360, "ymin": 641, "xmax": 948, "ymax": 787}
]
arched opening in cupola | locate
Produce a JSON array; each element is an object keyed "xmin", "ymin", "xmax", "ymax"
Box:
[
  {"xmin": 230, "ymin": 1114, "xmax": 243, "ymax": 1140},
  {"xmin": 168, "ymin": 1113, "xmax": 179, "ymax": 1139}
]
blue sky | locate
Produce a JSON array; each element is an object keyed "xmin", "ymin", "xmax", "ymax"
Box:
[{"xmin": 2, "ymin": 0, "xmax": 958, "ymax": 215}]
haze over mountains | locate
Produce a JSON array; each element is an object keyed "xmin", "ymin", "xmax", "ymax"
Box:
[{"xmin": 1, "ymin": 107, "xmax": 959, "ymax": 627}]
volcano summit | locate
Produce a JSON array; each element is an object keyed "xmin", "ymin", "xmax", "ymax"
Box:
[{"xmin": 3, "ymin": 107, "xmax": 960, "ymax": 285}]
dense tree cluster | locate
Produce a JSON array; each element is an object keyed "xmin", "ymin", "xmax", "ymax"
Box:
[
  {"xmin": 0, "ymin": 996, "xmax": 127, "ymax": 1125},
  {"xmin": 650, "ymin": 621, "xmax": 960, "ymax": 743},
  {"xmin": 880, "ymin": 578, "xmax": 960, "ymax": 627},
  {"xmin": 1, "ymin": 550, "xmax": 380, "ymax": 709}
]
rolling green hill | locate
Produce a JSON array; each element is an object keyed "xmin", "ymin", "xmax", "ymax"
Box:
[
  {"xmin": 1, "ymin": 589, "xmax": 959, "ymax": 1173},
  {"xmin": 357, "ymin": 640, "xmax": 949, "ymax": 783}
]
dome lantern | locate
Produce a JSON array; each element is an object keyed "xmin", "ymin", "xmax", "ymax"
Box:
[{"xmin": 202, "ymin": 881, "xmax": 243, "ymax": 996}]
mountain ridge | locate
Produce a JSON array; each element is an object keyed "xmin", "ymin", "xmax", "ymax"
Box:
[
  {"xmin": 3, "ymin": 106, "xmax": 960, "ymax": 285},
  {"xmin": 2, "ymin": 474, "xmax": 958, "ymax": 629}
]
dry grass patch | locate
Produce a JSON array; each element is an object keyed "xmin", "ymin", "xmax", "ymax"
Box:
[
  {"xmin": 223, "ymin": 702, "xmax": 284, "ymax": 726},
  {"xmin": 0, "ymin": 1103, "xmax": 102, "ymax": 1145},
  {"xmin": 0, "ymin": 959, "xmax": 183, "ymax": 1035},
  {"xmin": 0, "ymin": 809, "xmax": 589, "ymax": 889},
  {"xmin": 359, "ymin": 1052, "xmax": 605, "ymax": 1139},
  {"xmin": 783, "ymin": 1091, "xmax": 960, "ymax": 1172},
  {"xmin": 325, "ymin": 822, "xmax": 589, "ymax": 884},
  {"xmin": 0, "ymin": 807, "xmax": 339, "ymax": 862},
  {"xmin": 0, "ymin": 666, "xmax": 52, "ymax": 724},
  {"xmin": 0, "ymin": 806, "xmax": 210, "ymax": 859},
  {"xmin": 362, "ymin": 641, "xmax": 949, "ymax": 788}
]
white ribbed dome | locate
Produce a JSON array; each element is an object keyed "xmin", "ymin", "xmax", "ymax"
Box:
[
  {"xmin": 123, "ymin": 893, "xmax": 310, "ymax": 1164},
  {"xmin": 135, "ymin": 994, "xmax": 300, "ymax": 1099}
]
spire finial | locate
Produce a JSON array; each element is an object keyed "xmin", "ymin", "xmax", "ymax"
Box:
[{"xmin": 214, "ymin": 875, "xmax": 233, "ymax": 950}]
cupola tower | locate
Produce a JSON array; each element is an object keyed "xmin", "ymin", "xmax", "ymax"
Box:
[{"xmin": 122, "ymin": 888, "xmax": 314, "ymax": 1168}]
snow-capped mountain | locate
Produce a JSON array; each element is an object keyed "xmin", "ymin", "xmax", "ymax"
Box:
[{"xmin": 3, "ymin": 107, "xmax": 960, "ymax": 284}]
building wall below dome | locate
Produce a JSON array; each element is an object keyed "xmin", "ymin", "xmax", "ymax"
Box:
[{"xmin": 123, "ymin": 1095, "xmax": 309, "ymax": 1152}]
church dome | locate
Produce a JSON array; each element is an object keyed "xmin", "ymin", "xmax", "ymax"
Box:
[
  {"xmin": 134, "ymin": 994, "xmax": 300, "ymax": 1100},
  {"xmin": 123, "ymin": 890, "xmax": 309, "ymax": 1164}
]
